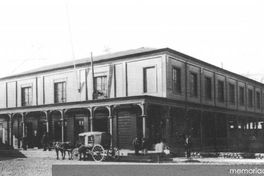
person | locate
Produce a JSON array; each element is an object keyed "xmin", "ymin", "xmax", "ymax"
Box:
[
  {"xmin": 141, "ymin": 138, "xmax": 148, "ymax": 155},
  {"xmin": 184, "ymin": 134, "xmax": 192, "ymax": 159},
  {"xmin": 41, "ymin": 132, "xmax": 49, "ymax": 151},
  {"xmin": 132, "ymin": 137, "xmax": 141, "ymax": 155},
  {"xmin": 22, "ymin": 136, "xmax": 28, "ymax": 150},
  {"xmin": 155, "ymin": 139, "xmax": 165, "ymax": 163}
]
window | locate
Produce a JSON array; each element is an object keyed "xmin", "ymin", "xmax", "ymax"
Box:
[
  {"xmin": 248, "ymin": 89, "xmax": 253, "ymax": 108},
  {"xmin": 190, "ymin": 72, "xmax": 198, "ymax": 97},
  {"xmin": 217, "ymin": 80, "xmax": 225, "ymax": 102},
  {"xmin": 94, "ymin": 76, "xmax": 107, "ymax": 98},
  {"xmin": 21, "ymin": 87, "xmax": 32, "ymax": 106},
  {"xmin": 172, "ymin": 67, "xmax": 181, "ymax": 94},
  {"xmin": 204, "ymin": 77, "xmax": 212, "ymax": 100},
  {"xmin": 228, "ymin": 83, "xmax": 235, "ymax": 104},
  {"xmin": 54, "ymin": 82, "xmax": 66, "ymax": 103},
  {"xmin": 143, "ymin": 67, "xmax": 156, "ymax": 93},
  {"xmin": 256, "ymin": 91, "xmax": 261, "ymax": 109},
  {"xmin": 239, "ymin": 86, "xmax": 245, "ymax": 106}
]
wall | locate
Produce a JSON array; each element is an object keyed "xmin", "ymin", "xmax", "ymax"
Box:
[
  {"xmin": 0, "ymin": 54, "xmax": 166, "ymax": 109},
  {"xmin": 166, "ymin": 53, "xmax": 264, "ymax": 114}
]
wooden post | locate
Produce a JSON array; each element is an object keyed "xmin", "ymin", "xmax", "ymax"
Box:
[
  {"xmin": 200, "ymin": 110, "xmax": 203, "ymax": 151},
  {"xmin": 89, "ymin": 107, "xmax": 94, "ymax": 132},
  {"xmin": 22, "ymin": 113, "xmax": 25, "ymax": 138},
  {"xmin": 45, "ymin": 111, "xmax": 49, "ymax": 133},
  {"xmin": 60, "ymin": 110, "xmax": 65, "ymax": 142},
  {"xmin": 138, "ymin": 103, "xmax": 148, "ymax": 139},
  {"xmin": 142, "ymin": 115, "xmax": 147, "ymax": 138}
]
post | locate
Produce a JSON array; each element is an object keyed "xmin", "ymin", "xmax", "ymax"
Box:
[
  {"xmin": 107, "ymin": 106, "xmax": 113, "ymax": 135},
  {"xmin": 200, "ymin": 110, "xmax": 203, "ymax": 151},
  {"xmin": 138, "ymin": 103, "xmax": 148, "ymax": 139},
  {"xmin": 22, "ymin": 113, "xmax": 25, "ymax": 138},
  {"xmin": 89, "ymin": 107, "xmax": 94, "ymax": 132},
  {"xmin": 44, "ymin": 111, "xmax": 49, "ymax": 133},
  {"xmin": 60, "ymin": 110, "xmax": 65, "ymax": 142},
  {"xmin": 9, "ymin": 114, "xmax": 13, "ymax": 147},
  {"xmin": 142, "ymin": 115, "xmax": 147, "ymax": 138}
]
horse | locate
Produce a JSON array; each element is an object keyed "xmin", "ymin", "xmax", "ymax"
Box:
[{"xmin": 54, "ymin": 142, "xmax": 75, "ymax": 160}]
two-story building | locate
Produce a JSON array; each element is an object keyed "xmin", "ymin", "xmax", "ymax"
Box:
[{"xmin": 0, "ymin": 47, "xmax": 264, "ymax": 154}]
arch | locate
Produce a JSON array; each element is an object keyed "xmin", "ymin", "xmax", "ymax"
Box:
[
  {"xmin": 64, "ymin": 108, "xmax": 90, "ymax": 143},
  {"xmin": 49, "ymin": 110, "xmax": 64, "ymax": 142},
  {"xmin": 12, "ymin": 113, "xmax": 23, "ymax": 148},
  {"xmin": 0, "ymin": 114, "xmax": 10, "ymax": 145},
  {"xmin": 24, "ymin": 111, "xmax": 47, "ymax": 148},
  {"xmin": 93, "ymin": 106, "xmax": 109, "ymax": 133}
]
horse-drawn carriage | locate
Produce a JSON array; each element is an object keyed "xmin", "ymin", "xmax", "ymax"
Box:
[{"xmin": 71, "ymin": 131, "xmax": 119, "ymax": 162}]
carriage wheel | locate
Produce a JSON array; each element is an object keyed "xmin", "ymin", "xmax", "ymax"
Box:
[
  {"xmin": 92, "ymin": 144, "xmax": 106, "ymax": 162},
  {"xmin": 72, "ymin": 148, "xmax": 80, "ymax": 160}
]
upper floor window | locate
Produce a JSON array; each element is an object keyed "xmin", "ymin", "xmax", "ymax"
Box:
[
  {"xmin": 172, "ymin": 67, "xmax": 181, "ymax": 94},
  {"xmin": 204, "ymin": 77, "xmax": 212, "ymax": 100},
  {"xmin": 248, "ymin": 89, "xmax": 253, "ymax": 108},
  {"xmin": 239, "ymin": 86, "xmax": 245, "ymax": 106},
  {"xmin": 21, "ymin": 86, "xmax": 32, "ymax": 106},
  {"xmin": 190, "ymin": 72, "xmax": 198, "ymax": 97},
  {"xmin": 228, "ymin": 83, "xmax": 235, "ymax": 104},
  {"xmin": 94, "ymin": 76, "xmax": 107, "ymax": 98},
  {"xmin": 143, "ymin": 66, "xmax": 156, "ymax": 93},
  {"xmin": 54, "ymin": 81, "xmax": 66, "ymax": 103},
  {"xmin": 217, "ymin": 80, "xmax": 225, "ymax": 102},
  {"xmin": 256, "ymin": 91, "xmax": 261, "ymax": 109}
]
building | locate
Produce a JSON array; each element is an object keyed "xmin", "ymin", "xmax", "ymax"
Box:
[{"xmin": 0, "ymin": 47, "xmax": 264, "ymax": 154}]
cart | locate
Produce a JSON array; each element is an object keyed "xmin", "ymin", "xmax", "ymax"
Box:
[{"xmin": 72, "ymin": 131, "xmax": 119, "ymax": 162}]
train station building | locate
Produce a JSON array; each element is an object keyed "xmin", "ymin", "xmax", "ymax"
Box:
[{"xmin": 0, "ymin": 47, "xmax": 264, "ymax": 154}]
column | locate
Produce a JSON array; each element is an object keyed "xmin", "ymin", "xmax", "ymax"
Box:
[
  {"xmin": 44, "ymin": 111, "xmax": 49, "ymax": 133},
  {"xmin": 7, "ymin": 114, "xmax": 10, "ymax": 146},
  {"xmin": 142, "ymin": 115, "xmax": 147, "ymax": 138},
  {"xmin": 22, "ymin": 113, "xmax": 26, "ymax": 138},
  {"xmin": 9, "ymin": 114, "xmax": 13, "ymax": 146},
  {"xmin": 89, "ymin": 107, "xmax": 94, "ymax": 132},
  {"xmin": 138, "ymin": 103, "xmax": 148, "ymax": 139},
  {"xmin": 60, "ymin": 110, "xmax": 65, "ymax": 142},
  {"xmin": 107, "ymin": 106, "xmax": 113, "ymax": 136},
  {"xmin": 200, "ymin": 110, "xmax": 204, "ymax": 151},
  {"xmin": 165, "ymin": 107, "xmax": 171, "ymax": 142}
]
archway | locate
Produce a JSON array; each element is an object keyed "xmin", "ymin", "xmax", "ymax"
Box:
[
  {"xmin": 64, "ymin": 108, "xmax": 89, "ymax": 143},
  {"xmin": 12, "ymin": 113, "xmax": 22, "ymax": 148},
  {"xmin": 25, "ymin": 111, "xmax": 47, "ymax": 148},
  {"xmin": 93, "ymin": 107, "xmax": 109, "ymax": 133},
  {"xmin": 0, "ymin": 115, "xmax": 8, "ymax": 145},
  {"xmin": 50, "ymin": 110, "xmax": 63, "ymax": 142}
]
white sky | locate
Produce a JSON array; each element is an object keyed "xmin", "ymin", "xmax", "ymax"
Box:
[{"xmin": 0, "ymin": 0, "xmax": 264, "ymax": 81}]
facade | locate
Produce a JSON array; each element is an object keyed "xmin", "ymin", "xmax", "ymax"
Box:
[{"xmin": 0, "ymin": 47, "xmax": 264, "ymax": 154}]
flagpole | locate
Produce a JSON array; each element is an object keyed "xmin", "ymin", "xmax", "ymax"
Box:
[{"xmin": 91, "ymin": 52, "xmax": 95, "ymax": 100}]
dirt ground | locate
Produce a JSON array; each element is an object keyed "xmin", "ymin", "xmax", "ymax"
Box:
[
  {"xmin": 0, "ymin": 157, "xmax": 83, "ymax": 176},
  {"xmin": 1, "ymin": 156, "xmax": 264, "ymax": 176}
]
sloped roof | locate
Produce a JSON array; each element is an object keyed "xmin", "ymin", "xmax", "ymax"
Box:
[
  {"xmin": 1, "ymin": 47, "xmax": 156, "ymax": 79},
  {"xmin": 1, "ymin": 47, "xmax": 263, "ymax": 86}
]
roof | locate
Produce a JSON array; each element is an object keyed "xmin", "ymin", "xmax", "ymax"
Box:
[
  {"xmin": 0, "ymin": 47, "xmax": 156, "ymax": 80},
  {"xmin": 0, "ymin": 47, "xmax": 263, "ymax": 86}
]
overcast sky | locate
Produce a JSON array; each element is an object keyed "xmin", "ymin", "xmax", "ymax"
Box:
[{"xmin": 0, "ymin": 0, "xmax": 264, "ymax": 81}]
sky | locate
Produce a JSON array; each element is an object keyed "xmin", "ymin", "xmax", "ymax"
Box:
[{"xmin": 0, "ymin": 0, "xmax": 264, "ymax": 81}]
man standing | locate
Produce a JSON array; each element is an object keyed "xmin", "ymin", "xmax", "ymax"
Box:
[
  {"xmin": 132, "ymin": 137, "xmax": 141, "ymax": 155},
  {"xmin": 185, "ymin": 134, "xmax": 192, "ymax": 159},
  {"xmin": 41, "ymin": 132, "xmax": 49, "ymax": 151}
]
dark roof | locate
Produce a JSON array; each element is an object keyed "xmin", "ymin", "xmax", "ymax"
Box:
[{"xmin": 0, "ymin": 47, "xmax": 263, "ymax": 86}]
